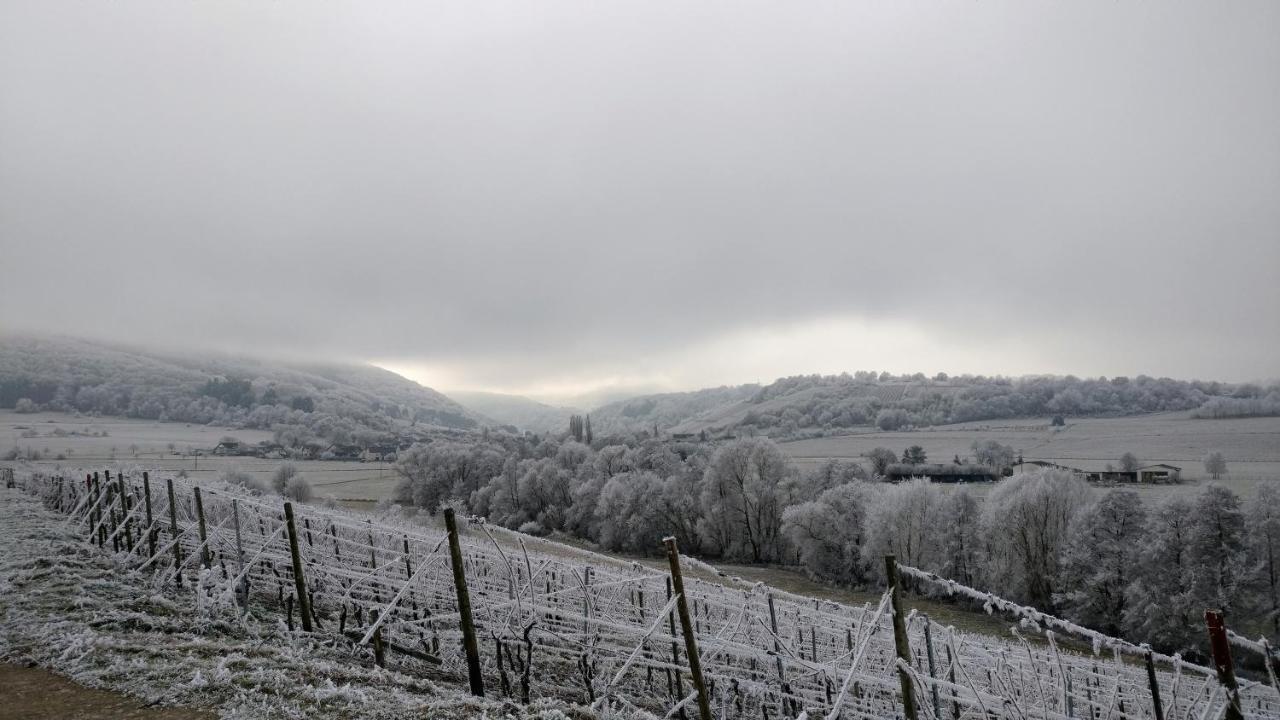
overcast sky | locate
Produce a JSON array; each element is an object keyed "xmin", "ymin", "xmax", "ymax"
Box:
[{"xmin": 2, "ymin": 1, "xmax": 1277, "ymax": 403}]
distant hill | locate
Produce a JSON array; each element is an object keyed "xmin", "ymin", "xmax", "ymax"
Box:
[
  {"xmin": 0, "ymin": 335, "xmax": 486, "ymax": 448},
  {"xmin": 448, "ymin": 391, "xmax": 579, "ymax": 434},
  {"xmin": 589, "ymin": 372, "xmax": 1265, "ymax": 438},
  {"xmin": 588, "ymin": 384, "xmax": 761, "ymax": 436}
]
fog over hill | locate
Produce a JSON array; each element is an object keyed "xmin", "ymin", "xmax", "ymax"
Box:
[
  {"xmin": 446, "ymin": 390, "xmax": 580, "ymax": 434},
  {"xmin": 0, "ymin": 335, "xmax": 485, "ymax": 448}
]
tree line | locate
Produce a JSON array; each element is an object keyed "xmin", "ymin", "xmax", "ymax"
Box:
[
  {"xmin": 391, "ymin": 431, "xmax": 1274, "ymax": 661},
  {"xmin": 588, "ymin": 371, "xmax": 1279, "ymax": 438}
]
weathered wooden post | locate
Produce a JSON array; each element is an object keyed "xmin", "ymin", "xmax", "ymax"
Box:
[
  {"xmin": 1143, "ymin": 649, "xmax": 1165, "ymax": 720},
  {"xmin": 923, "ymin": 613, "xmax": 941, "ymax": 719},
  {"xmin": 166, "ymin": 477, "xmax": 183, "ymax": 587},
  {"xmin": 193, "ymin": 486, "xmax": 211, "ymax": 569},
  {"xmin": 946, "ymin": 645, "xmax": 960, "ymax": 720},
  {"xmin": 885, "ymin": 555, "xmax": 919, "ymax": 720},
  {"xmin": 283, "ymin": 502, "xmax": 313, "ymax": 632},
  {"xmin": 1262, "ymin": 639, "xmax": 1280, "ymax": 690},
  {"xmin": 444, "ymin": 507, "xmax": 484, "ymax": 697},
  {"xmin": 666, "ymin": 576, "xmax": 686, "ymax": 718},
  {"xmin": 143, "ymin": 472, "xmax": 157, "ymax": 559},
  {"xmin": 231, "ymin": 498, "xmax": 247, "ymax": 608},
  {"xmin": 1205, "ymin": 610, "xmax": 1243, "ymax": 720},
  {"xmin": 116, "ymin": 472, "xmax": 134, "ymax": 552},
  {"xmin": 663, "ymin": 536, "xmax": 713, "ymax": 720},
  {"xmin": 767, "ymin": 593, "xmax": 790, "ymax": 715}
]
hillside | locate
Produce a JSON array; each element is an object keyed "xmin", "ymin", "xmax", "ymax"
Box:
[
  {"xmin": 587, "ymin": 383, "xmax": 760, "ymax": 436},
  {"xmin": 446, "ymin": 390, "xmax": 578, "ymax": 433},
  {"xmin": 0, "ymin": 335, "xmax": 485, "ymax": 448},
  {"xmin": 591, "ymin": 371, "xmax": 1270, "ymax": 438}
]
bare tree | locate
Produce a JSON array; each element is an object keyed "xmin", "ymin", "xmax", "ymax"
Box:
[
  {"xmin": 1118, "ymin": 452, "xmax": 1141, "ymax": 472},
  {"xmin": 1203, "ymin": 451, "xmax": 1227, "ymax": 480},
  {"xmin": 866, "ymin": 447, "xmax": 898, "ymax": 477}
]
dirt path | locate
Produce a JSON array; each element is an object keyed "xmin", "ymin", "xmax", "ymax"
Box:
[{"xmin": 0, "ymin": 663, "xmax": 214, "ymax": 720}]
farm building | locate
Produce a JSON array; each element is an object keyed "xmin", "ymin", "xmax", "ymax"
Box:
[
  {"xmin": 1010, "ymin": 459, "xmax": 1181, "ymax": 484},
  {"xmin": 885, "ymin": 463, "xmax": 1000, "ymax": 483},
  {"xmin": 1083, "ymin": 463, "xmax": 1182, "ymax": 484},
  {"xmin": 1011, "ymin": 460, "xmax": 1083, "ymax": 475}
]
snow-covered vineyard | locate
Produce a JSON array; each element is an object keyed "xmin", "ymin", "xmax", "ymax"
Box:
[{"xmin": 8, "ymin": 468, "xmax": 1280, "ymax": 720}]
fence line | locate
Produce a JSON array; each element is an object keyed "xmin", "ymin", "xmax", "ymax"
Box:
[{"xmin": 14, "ymin": 469, "xmax": 1280, "ymax": 720}]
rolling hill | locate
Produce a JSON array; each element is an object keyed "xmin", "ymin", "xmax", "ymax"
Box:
[
  {"xmin": 0, "ymin": 335, "xmax": 487, "ymax": 446},
  {"xmin": 589, "ymin": 371, "xmax": 1266, "ymax": 438}
]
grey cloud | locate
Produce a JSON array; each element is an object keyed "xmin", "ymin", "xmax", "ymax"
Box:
[{"xmin": 2, "ymin": 1, "xmax": 1277, "ymax": 387}]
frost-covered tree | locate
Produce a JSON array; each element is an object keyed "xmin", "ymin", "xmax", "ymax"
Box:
[
  {"xmin": 283, "ymin": 476, "xmax": 313, "ymax": 502},
  {"xmin": 1125, "ymin": 496, "xmax": 1199, "ymax": 654},
  {"xmin": 699, "ymin": 438, "xmax": 794, "ymax": 563},
  {"xmin": 901, "ymin": 445, "xmax": 928, "ymax": 465},
  {"xmin": 971, "ymin": 440, "xmax": 1015, "ymax": 473},
  {"xmin": 1249, "ymin": 485, "xmax": 1280, "ymax": 635},
  {"xmin": 1056, "ymin": 490, "xmax": 1146, "ymax": 635},
  {"xmin": 594, "ymin": 471, "xmax": 666, "ymax": 554},
  {"xmin": 982, "ymin": 470, "xmax": 1093, "ymax": 610},
  {"xmin": 1203, "ymin": 451, "xmax": 1227, "ymax": 480},
  {"xmin": 781, "ymin": 483, "xmax": 876, "ymax": 584},
  {"xmin": 516, "ymin": 457, "xmax": 575, "ymax": 530},
  {"xmin": 862, "ymin": 479, "xmax": 945, "ymax": 573},
  {"xmin": 394, "ymin": 441, "xmax": 506, "ymax": 513},
  {"xmin": 655, "ymin": 470, "xmax": 705, "ymax": 554},
  {"xmin": 866, "ymin": 447, "xmax": 898, "ymax": 477},
  {"xmin": 272, "ymin": 463, "xmax": 299, "ymax": 492},
  {"xmin": 1188, "ymin": 485, "xmax": 1248, "ymax": 617},
  {"xmin": 940, "ymin": 489, "xmax": 983, "ymax": 587}
]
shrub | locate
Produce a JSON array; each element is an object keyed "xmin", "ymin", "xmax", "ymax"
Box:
[
  {"xmin": 271, "ymin": 463, "xmax": 298, "ymax": 492},
  {"xmin": 518, "ymin": 520, "xmax": 548, "ymax": 537},
  {"xmin": 283, "ymin": 476, "xmax": 312, "ymax": 502},
  {"xmin": 220, "ymin": 469, "xmax": 267, "ymax": 494}
]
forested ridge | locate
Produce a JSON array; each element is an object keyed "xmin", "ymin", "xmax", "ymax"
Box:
[
  {"xmin": 590, "ymin": 370, "xmax": 1280, "ymax": 437},
  {"xmin": 0, "ymin": 335, "xmax": 484, "ymax": 448}
]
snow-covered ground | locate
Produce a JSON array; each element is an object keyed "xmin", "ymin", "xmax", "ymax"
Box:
[{"xmin": 0, "ymin": 487, "xmax": 592, "ymax": 719}]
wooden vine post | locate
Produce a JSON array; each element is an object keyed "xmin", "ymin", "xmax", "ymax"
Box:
[
  {"xmin": 193, "ymin": 486, "xmax": 211, "ymax": 568},
  {"xmin": 1204, "ymin": 610, "xmax": 1243, "ymax": 720},
  {"xmin": 117, "ymin": 472, "xmax": 133, "ymax": 552},
  {"xmin": 885, "ymin": 555, "xmax": 919, "ymax": 720},
  {"xmin": 663, "ymin": 536, "xmax": 713, "ymax": 720},
  {"xmin": 666, "ymin": 576, "xmax": 686, "ymax": 718},
  {"xmin": 231, "ymin": 498, "xmax": 247, "ymax": 608},
  {"xmin": 922, "ymin": 613, "xmax": 941, "ymax": 719},
  {"xmin": 142, "ymin": 472, "xmax": 156, "ymax": 559},
  {"xmin": 283, "ymin": 501, "xmax": 313, "ymax": 632},
  {"xmin": 444, "ymin": 507, "xmax": 485, "ymax": 697},
  {"xmin": 166, "ymin": 477, "xmax": 183, "ymax": 587},
  {"xmin": 1138, "ymin": 648, "xmax": 1164, "ymax": 720}
]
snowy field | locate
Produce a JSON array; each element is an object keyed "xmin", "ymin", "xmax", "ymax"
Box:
[
  {"xmin": 783, "ymin": 413, "xmax": 1280, "ymax": 501},
  {"xmin": 0, "ymin": 486, "xmax": 587, "ymax": 719},
  {"xmin": 1, "ymin": 410, "xmax": 398, "ymax": 503}
]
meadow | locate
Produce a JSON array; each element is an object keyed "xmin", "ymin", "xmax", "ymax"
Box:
[
  {"xmin": 782, "ymin": 412, "xmax": 1280, "ymax": 502},
  {"xmin": 0, "ymin": 410, "xmax": 398, "ymax": 504}
]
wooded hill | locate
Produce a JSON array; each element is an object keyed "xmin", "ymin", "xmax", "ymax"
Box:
[
  {"xmin": 588, "ymin": 371, "xmax": 1275, "ymax": 438},
  {"xmin": 0, "ymin": 335, "xmax": 486, "ymax": 448}
]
